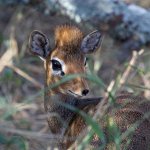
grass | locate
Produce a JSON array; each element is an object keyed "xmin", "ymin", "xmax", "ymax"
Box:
[
  {"xmin": 0, "ymin": 3, "xmax": 150, "ymax": 150},
  {"xmin": 1, "ymin": 60, "xmax": 149, "ymax": 149}
]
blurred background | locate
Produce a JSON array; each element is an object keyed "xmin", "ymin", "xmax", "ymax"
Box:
[{"xmin": 0, "ymin": 0, "xmax": 150, "ymax": 149}]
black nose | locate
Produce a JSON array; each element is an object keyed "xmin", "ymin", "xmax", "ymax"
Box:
[{"xmin": 82, "ymin": 89, "xmax": 89, "ymax": 96}]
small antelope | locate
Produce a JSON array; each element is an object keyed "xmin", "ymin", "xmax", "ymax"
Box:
[{"xmin": 29, "ymin": 25, "xmax": 150, "ymax": 149}]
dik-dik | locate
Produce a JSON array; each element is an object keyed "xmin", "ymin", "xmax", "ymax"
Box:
[{"xmin": 29, "ymin": 25, "xmax": 150, "ymax": 149}]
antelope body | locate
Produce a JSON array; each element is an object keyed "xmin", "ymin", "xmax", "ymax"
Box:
[{"xmin": 29, "ymin": 25, "xmax": 150, "ymax": 149}]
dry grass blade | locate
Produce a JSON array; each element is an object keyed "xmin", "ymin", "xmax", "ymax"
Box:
[
  {"xmin": 0, "ymin": 126, "xmax": 75, "ymax": 142},
  {"xmin": 0, "ymin": 32, "xmax": 43, "ymax": 88},
  {"xmin": 8, "ymin": 65, "xmax": 43, "ymax": 88},
  {"xmin": 141, "ymin": 73, "xmax": 150, "ymax": 98},
  {"xmin": 0, "ymin": 34, "xmax": 18, "ymax": 73},
  {"xmin": 105, "ymin": 80, "xmax": 115, "ymax": 97},
  {"xmin": 25, "ymin": 64, "xmax": 44, "ymax": 74},
  {"xmin": 14, "ymin": 102, "xmax": 37, "ymax": 110},
  {"xmin": 119, "ymin": 49, "xmax": 144, "ymax": 89}
]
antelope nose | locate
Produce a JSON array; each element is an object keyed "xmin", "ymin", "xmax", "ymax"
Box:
[{"xmin": 82, "ymin": 89, "xmax": 89, "ymax": 96}]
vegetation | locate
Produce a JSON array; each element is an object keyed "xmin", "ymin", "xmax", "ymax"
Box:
[{"xmin": 0, "ymin": 1, "xmax": 150, "ymax": 149}]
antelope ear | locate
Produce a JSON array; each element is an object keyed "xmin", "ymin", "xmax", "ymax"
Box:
[
  {"xmin": 80, "ymin": 30, "xmax": 103, "ymax": 54},
  {"xmin": 29, "ymin": 30, "xmax": 51, "ymax": 59}
]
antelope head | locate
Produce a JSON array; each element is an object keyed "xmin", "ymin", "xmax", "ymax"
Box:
[{"xmin": 29, "ymin": 25, "xmax": 102, "ymax": 97}]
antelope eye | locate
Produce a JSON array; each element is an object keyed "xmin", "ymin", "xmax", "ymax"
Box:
[{"xmin": 51, "ymin": 59, "xmax": 62, "ymax": 71}]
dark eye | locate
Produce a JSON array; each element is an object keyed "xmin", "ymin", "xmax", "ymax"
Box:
[{"xmin": 51, "ymin": 59, "xmax": 62, "ymax": 71}]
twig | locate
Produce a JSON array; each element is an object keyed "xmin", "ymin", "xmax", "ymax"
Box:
[{"xmin": 119, "ymin": 49, "xmax": 144, "ymax": 89}]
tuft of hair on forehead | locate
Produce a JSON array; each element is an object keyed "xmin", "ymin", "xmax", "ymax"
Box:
[{"xmin": 55, "ymin": 25, "xmax": 83, "ymax": 53}]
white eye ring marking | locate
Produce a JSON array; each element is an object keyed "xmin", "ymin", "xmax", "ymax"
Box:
[{"xmin": 51, "ymin": 57, "xmax": 66, "ymax": 76}]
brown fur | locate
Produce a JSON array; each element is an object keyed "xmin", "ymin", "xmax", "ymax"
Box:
[
  {"xmin": 55, "ymin": 25, "xmax": 83, "ymax": 53},
  {"xmin": 44, "ymin": 25, "xmax": 89, "ymax": 144},
  {"xmin": 65, "ymin": 94, "xmax": 150, "ymax": 149},
  {"xmin": 30, "ymin": 25, "xmax": 150, "ymax": 149},
  {"xmin": 45, "ymin": 25, "xmax": 88, "ymax": 97}
]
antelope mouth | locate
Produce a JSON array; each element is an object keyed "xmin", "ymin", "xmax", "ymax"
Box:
[{"xmin": 68, "ymin": 90, "xmax": 82, "ymax": 98}]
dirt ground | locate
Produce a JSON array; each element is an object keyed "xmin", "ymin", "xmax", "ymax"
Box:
[{"xmin": 0, "ymin": 2, "xmax": 150, "ymax": 150}]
